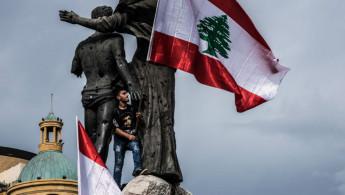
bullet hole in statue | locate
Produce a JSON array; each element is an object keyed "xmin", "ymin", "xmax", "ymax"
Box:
[{"xmin": 98, "ymin": 72, "xmax": 104, "ymax": 77}]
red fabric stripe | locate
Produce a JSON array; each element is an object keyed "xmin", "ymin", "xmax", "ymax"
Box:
[
  {"xmin": 208, "ymin": 0, "xmax": 270, "ymax": 50},
  {"xmin": 150, "ymin": 31, "xmax": 266, "ymax": 112},
  {"xmin": 78, "ymin": 121, "xmax": 107, "ymax": 168}
]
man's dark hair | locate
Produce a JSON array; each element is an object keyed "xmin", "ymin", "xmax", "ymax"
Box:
[
  {"xmin": 91, "ymin": 6, "xmax": 113, "ymax": 19},
  {"xmin": 115, "ymin": 87, "xmax": 127, "ymax": 96}
]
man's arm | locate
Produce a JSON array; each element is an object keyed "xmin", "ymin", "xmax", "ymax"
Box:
[
  {"xmin": 115, "ymin": 128, "xmax": 136, "ymax": 141},
  {"xmin": 113, "ymin": 115, "xmax": 136, "ymax": 140}
]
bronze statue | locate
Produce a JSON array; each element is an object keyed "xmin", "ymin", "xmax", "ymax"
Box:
[
  {"xmin": 70, "ymin": 6, "xmax": 141, "ymax": 163},
  {"xmin": 60, "ymin": 0, "xmax": 183, "ymax": 183}
]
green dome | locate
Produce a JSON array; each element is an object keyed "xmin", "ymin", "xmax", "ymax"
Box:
[
  {"xmin": 18, "ymin": 150, "xmax": 77, "ymax": 182},
  {"xmin": 45, "ymin": 112, "xmax": 58, "ymax": 120}
]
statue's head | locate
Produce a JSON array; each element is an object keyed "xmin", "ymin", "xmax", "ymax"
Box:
[{"xmin": 91, "ymin": 6, "xmax": 113, "ymax": 19}]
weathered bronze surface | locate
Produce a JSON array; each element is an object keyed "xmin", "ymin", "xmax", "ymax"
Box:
[
  {"xmin": 70, "ymin": 6, "xmax": 141, "ymax": 163},
  {"xmin": 60, "ymin": 0, "xmax": 183, "ymax": 183}
]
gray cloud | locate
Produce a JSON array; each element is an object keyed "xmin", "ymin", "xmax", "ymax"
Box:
[{"xmin": 1, "ymin": 0, "xmax": 345, "ymax": 194}]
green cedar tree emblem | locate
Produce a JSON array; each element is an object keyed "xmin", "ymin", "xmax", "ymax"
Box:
[{"xmin": 197, "ymin": 15, "xmax": 231, "ymax": 59}]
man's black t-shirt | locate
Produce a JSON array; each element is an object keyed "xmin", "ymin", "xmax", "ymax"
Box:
[{"xmin": 113, "ymin": 105, "xmax": 137, "ymax": 139}]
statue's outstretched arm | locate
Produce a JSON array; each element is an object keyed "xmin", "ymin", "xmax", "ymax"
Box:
[
  {"xmin": 115, "ymin": 57, "xmax": 142, "ymax": 101},
  {"xmin": 59, "ymin": 10, "xmax": 127, "ymax": 33},
  {"xmin": 111, "ymin": 37, "xmax": 142, "ymax": 101}
]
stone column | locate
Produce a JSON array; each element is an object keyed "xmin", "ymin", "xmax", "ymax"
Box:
[
  {"xmin": 58, "ymin": 128, "xmax": 61, "ymax": 142},
  {"xmin": 41, "ymin": 129, "xmax": 43, "ymax": 144},
  {"xmin": 53, "ymin": 127, "xmax": 57, "ymax": 142},
  {"xmin": 44, "ymin": 127, "xmax": 47, "ymax": 143}
]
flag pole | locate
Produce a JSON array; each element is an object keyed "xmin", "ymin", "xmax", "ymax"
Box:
[
  {"xmin": 134, "ymin": 98, "xmax": 143, "ymax": 131},
  {"xmin": 75, "ymin": 116, "xmax": 81, "ymax": 195}
]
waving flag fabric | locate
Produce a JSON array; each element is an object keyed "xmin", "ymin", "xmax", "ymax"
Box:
[
  {"xmin": 76, "ymin": 119, "xmax": 121, "ymax": 195},
  {"xmin": 148, "ymin": 0, "xmax": 289, "ymax": 112}
]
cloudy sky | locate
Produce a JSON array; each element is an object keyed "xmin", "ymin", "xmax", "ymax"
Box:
[{"xmin": 1, "ymin": 0, "xmax": 345, "ymax": 194}]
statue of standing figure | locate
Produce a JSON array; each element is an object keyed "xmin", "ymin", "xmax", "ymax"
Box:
[
  {"xmin": 70, "ymin": 6, "xmax": 142, "ymax": 163},
  {"xmin": 60, "ymin": 0, "xmax": 183, "ymax": 184}
]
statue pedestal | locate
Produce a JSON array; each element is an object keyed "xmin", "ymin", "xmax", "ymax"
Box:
[{"xmin": 122, "ymin": 175, "xmax": 192, "ymax": 195}]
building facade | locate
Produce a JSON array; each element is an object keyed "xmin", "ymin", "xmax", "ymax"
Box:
[
  {"xmin": 6, "ymin": 111, "xmax": 78, "ymax": 195},
  {"xmin": 0, "ymin": 147, "xmax": 36, "ymax": 194}
]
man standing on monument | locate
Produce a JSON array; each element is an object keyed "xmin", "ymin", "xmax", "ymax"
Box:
[
  {"xmin": 60, "ymin": 0, "xmax": 183, "ymax": 183},
  {"xmin": 71, "ymin": 6, "xmax": 141, "ymax": 163},
  {"xmin": 113, "ymin": 87, "xmax": 146, "ymax": 188}
]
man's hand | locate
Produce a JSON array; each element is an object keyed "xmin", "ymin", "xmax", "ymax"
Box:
[
  {"xmin": 136, "ymin": 112, "xmax": 146, "ymax": 127},
  {"xmin": 128, "ymin": 83, "xmax": 142, "ymax": 101},
  {"xmin": 59, "ymin": 10, "xmax": 80, "ymax": 24},
  {"xmin": 127, "ymin": 134, "xmax": 136, "ymax": 141},
  {"xmin": 136, "ymin": 112, "xmax": 142, "ymax": 118}
]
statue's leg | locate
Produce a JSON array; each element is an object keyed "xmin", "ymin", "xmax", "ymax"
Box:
[
  {"xmin": 93, "ymin": 100, "xmax": 116, "ymax": 163},
  {"xmin": 84, "ymin": 108, "xmax": 97, "ymax": 144},
  {"xmin": 129, "ymin": 40, "xmax": 182, "ymax": 182},
  {"xmin": 137, "ymin": 61, "xmax": 183, "ymax": 183}
]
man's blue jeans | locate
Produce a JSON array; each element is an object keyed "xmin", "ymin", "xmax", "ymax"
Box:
[{"xmin": 113, "ymin": 137, "xmax": 142, "ymax": 187}]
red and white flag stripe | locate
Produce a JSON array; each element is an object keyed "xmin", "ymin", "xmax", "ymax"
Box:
[
  {"xmin": 76, "ymin": 118, "xmax": 121, "ymax": 195},
  {"xmin": 148, "ymin": 0, "xmax": 289, "ymax": 112}
]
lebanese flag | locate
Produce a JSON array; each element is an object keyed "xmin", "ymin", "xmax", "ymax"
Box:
[
  {"xmin": 76, "ymin": 119, "xmax": 121, "ymax": 195},
  {"xmin": 148, "ymin": 0, "xmax": 289, "ymax": 112}
]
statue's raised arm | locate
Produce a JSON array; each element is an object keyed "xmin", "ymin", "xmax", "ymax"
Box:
[
  {"xmin": 59, "ymin": 0, "xmax": 156, "ymax": 33},
  {"xmin": 59, "ymin": 10, "xmax": 79, "ymax": 24},
  {"xmin": 59, "ymin": 10, "xmax": 124, "ymax": 32}
]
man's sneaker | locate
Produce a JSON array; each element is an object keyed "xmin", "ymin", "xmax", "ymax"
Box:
[
  {"xmin": 132, "ymin": 168, "xmax": 148, "ymax": 176},
  {"xmin": 132, "ymin": 168, "xmax": 143, "ymax": 176},
  {"xmin": 120, "ymin": 183, "xmax": 127, "ymax": 191}
]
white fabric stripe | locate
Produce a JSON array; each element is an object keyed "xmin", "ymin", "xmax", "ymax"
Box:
[
  {"xmin": 151, "ymin": 0, "xmax": 289, "ymax": 100},
  {"xmin": 78, "ymin": 153, "xmax": 121, "ymax": 195}
]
